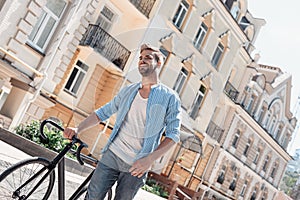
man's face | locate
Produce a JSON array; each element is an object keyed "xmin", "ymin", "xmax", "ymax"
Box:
[{"xmin": 138, "ymin": 49, "xmax": 159, "ymax": 77}]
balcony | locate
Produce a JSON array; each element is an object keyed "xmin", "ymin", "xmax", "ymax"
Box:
[
  {"xmin": 224, "ymin": 81, "xmax": 239, "ymax": 102},
  {"xmin": 129, "ymin": 0, "xmax": 156, "ymax": 18},
  {"xmin": 206, "ymin": 121, "xmax": 225, "ymax": 143},
  {"xmin": 80, "ymin": 24, "xmax": 131, "ymax": 70}
]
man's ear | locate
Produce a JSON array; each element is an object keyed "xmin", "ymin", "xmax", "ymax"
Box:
[{"xmin": 157, "ymin": 60, "xmax": 162, "ymax": 68}]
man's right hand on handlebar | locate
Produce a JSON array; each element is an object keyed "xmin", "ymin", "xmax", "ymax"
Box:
[{"xmin": 63, "ymin": 127, "xmax": 78, "ymax": 140}]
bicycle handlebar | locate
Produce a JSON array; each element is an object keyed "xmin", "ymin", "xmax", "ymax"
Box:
[{"xmin": 40, "ymin": 119, "xmax": 88, "ymax": 165}]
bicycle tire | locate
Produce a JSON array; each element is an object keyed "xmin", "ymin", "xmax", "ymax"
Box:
[
  {"xmin": 73, "ymin": 187, "xmax": 112, "ymax": 200},
  {"xmin": 0, "ymin": 157, "xmax": 55, "ymax": 200}
]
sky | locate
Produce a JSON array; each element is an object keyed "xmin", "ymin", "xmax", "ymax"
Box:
[{"xmin": 247, "ymin": 0, "xmax": 300, "ymax": 156}]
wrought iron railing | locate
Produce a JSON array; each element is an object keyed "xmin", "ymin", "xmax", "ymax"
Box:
[
  {"xmin": 206, "ymin": 121, "xmax": 224, "ymax": 143},
  {"xmin": 129, "ymin": 0, "xmax": 156, "ymax": 18},
  {"xmin": 80, "ymin": 24, "xmax": 131, "ymax": 70},
  {"xmin": 224, "ymin": 81, "xmax": 239, "ymax": 102}
]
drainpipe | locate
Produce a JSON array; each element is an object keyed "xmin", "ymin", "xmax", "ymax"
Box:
[
  {"xmin": 11, "ymin": 0, "xmax": 85, "ymax": 129},
  {"xmin": 199, "ymin": 143, "xmax": 216, "ymax": 200}
]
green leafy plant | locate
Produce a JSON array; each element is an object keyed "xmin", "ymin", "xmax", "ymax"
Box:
[
  {"xmin": 15, "ymin": 120, "xmax": 76, "ymax": 156},
  {"xmin": 141, "ymin": 178, "xmax": 169, "ymax": 198}
]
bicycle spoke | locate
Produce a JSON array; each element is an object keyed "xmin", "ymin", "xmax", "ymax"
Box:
[{"xmin": 0, "ymin": 158, "xmax": 54, "ymax": 200}]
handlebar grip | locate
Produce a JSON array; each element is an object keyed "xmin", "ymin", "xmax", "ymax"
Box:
[
  {"xmin": 76, "ymin": 142, "xmax": 89, "ymax": 165},
  {"xmin": 40, "ymin": 119, "xmax": 64, "ymax": 143}
]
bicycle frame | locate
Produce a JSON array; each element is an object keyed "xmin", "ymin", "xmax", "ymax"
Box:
[{"xmin": 38, "ymin": 119, "xmax": 93, "ymax": 200}]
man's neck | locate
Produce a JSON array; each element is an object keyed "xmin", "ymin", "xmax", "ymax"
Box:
[{"xmin": 141, "ymin": 76, "xmax": 158, "ymax": 87}]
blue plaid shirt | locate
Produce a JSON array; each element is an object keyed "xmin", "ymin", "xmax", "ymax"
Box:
[{"xmin": 95, "ymin": 82, "xmax": 181, "ymax": 160}]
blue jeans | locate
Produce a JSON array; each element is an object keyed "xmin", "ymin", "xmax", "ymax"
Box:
[{"xmin": 84, "ymin": 149, "xmax": 146, "ymax": 200}]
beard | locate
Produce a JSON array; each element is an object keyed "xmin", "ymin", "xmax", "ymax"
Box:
[{"xmin": 138, "ymin": 65, "xmax": 157, "ymax": 77}]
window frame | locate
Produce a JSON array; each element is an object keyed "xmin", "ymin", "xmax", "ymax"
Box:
[
  {"xmin": 232, "ymin": 131, "xmax": 240, "ymax": 148},
  {"xmin": 217, "ymin": 165, "xmax": 226, "ymax": 184},
  {"xmin": 240, "ymin": 180, "xmax": 248, "ymax": 197},
  {"xmin": 96, "ymin": 5, "xmax": 115, "ymax": 32},
  {"xmin": 28, "ymin": 0, "xmax": 67, "ymax": 53},
  {"xmin": 173, "ymin": 67, "xmax": 188, "ymax": 94},
  {"xmin": 253, "ymin": 148, "xmax": 260, "ymax": 164},
  {"xmin": 243, "ymin": 139, "xmax": 251, "ymax": 156},
  {"xmin": 64, "ymin": 60, "xmax": 89, "ymax": 96},
  {"xmin": 193, "ymin": 23, "xmax": 208, "ymax": 50},
  {"xmin": 211, "ymin": 42, "xmax": 224, "ymax": 68},
  {"xmin": 190, "ymin": 84, "xmax": 206, "ymax": 119},
  {"xmin": 172, "ymin": 0, "xmax": 189, "ymax": 29}
]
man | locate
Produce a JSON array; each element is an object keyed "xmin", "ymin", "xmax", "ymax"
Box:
[{"xmin": 63, "ymin": 43, "xmax": 182, "ymax": 200}]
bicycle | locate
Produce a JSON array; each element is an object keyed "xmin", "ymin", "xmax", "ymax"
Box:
[{"xmin": 0, "ymin": 119, "xmax": 112, "ymax": 200}]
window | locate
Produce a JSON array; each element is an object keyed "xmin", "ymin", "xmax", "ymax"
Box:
[
  {"xmin": 262, "ymin": 155, "xmax": 270, "ymax": 172},
  {"xmin": 173, "ymin": 67, "xmax": 188, "ymax": 94},
  {"xmin": 229, "ymin": 173, "xmax": 237, "ymax": 191},
  {"xmin": 193, "ymin": 23, "xmax": 208, "ymax": 50},
  {"xmin": 246, "ymin": 94, "xmax": 255, "ymax": 113},
  {"xmin": 253, "ymin": 148, "xmax": 260, "ymax": 164},
  {"xmin": 217, "ymin": 165, "xmax": 226, "ymax": 184},
  {"xmin": 172, "ymin": 0, "xmax": 189, "ymax": 29},
  {"xmin": 269, "ymin": 117, "xmax": 276, "ymax": 134},
  {"xmin": 190, "ymin": 85, "xmax": 206, "ymax": 119},
  {"xmin": 0, "ymin": 88, "xmax": 9, "ymax": 110},
  {"xmin": 230, "ymin": 1, "xmax": 240, "ymax": 19},
  {"xmin": 232, "ymin": 131, "xmax": 240, "ymax": 148},
  {"xmin": 28, "ymin": 0, "xmax": 67, "ymax": 52},
  {"xmin": 250, "ymin": 188, "xmax": 257, "ymax": 200},
  {"xmin": 211, "ymin": 42, "xmax": 224, "ymax": 68},
  {"xmin": 257, "ymin": 106, "xmax": 265, "ymax": 123},
  {"xmin": 96, "ymin": 6, "xmax": 115, "ymax": 31},
  {"xmin": 159, "ymin": 46, "xmax": 169, "ymax": 59},
  {"xmin": 274, "ymin": 125, "xmax": 282, "ymax": 140},
  {"xmin": 261, "ymin": 191, "xmax": 267, "ymax": 200},
  {"xmin": 64, "ymin": 60, "xmax": 89, "ymax": 95},
  {"xmin": 243, "ymin": 139, "xmax": 251, "ymax": 156},
  {"xmin": 270, "ymin": 162, "xmax": 278, "ymax": 178},
  {"xmin": 240, "ymin": 180, "xmax": 248, "ymax": 197},
  {"xmin": 281, "ymin": 134, "xmax": 290, "ymax": 149},
  {"xmin": 264, "ymin": 112, "xmax": 271, "ymax": 128}
]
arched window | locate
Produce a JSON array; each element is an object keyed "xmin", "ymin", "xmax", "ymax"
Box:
[
  {"xmin": 270, "ymin": 161, "xmax": 278, "ymax": 178},
  {"xmin": 250, "ymin": 188, "xmax": 257, "ymax": 200},
  {"xmin": 217, "ymin": 165, "xmax": 226, "ymax": 184},
  {"xmin": 240, "ymin": 180, "xmax": 248, "ymax": 197},
  {"xmin": 253, "ymin": 148, "xmax": 260, "ymax": 164},
  {"xmin": 232, "ymin": 130, "xmax": 240, "ymax": 148},
  {"xmin": 243, "ymin": 139, "xmax": 251, "ymax": 156},
  {"xmin": 262, "ymin": 155, "xmax": 270, "ymax": 172},
  {"xmin": 229, "ymin": 173, "xmax": 238, "ymax": 191}
]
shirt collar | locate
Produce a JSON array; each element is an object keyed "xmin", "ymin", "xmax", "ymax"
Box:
[{"xmin": 138, "ymin": 82, "xmax": 161, "ymax": 89}]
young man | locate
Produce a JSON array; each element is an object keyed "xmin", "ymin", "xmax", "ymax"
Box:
[{"xmin": 63, "ymin": 43, "xmax": 182, "ymax": 200}]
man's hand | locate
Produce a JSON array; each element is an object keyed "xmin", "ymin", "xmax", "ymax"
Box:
[
  {"xmin": 63, "ymin": 127, "xmax": 78, "ymax": 140},
  {"xmin": 129, "ymin": 156, "xmax": 153, "ymax": 178}
]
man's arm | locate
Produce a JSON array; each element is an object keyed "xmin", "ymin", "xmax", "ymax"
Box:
[
  {"xmin": 129, "ymin": 138, "xmax": 175, "ymax": 177},
  {"xmin": 63, "ymin": 112, "xmax": 101, "ymax": 139}
]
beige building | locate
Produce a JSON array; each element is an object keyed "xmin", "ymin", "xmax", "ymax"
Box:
[{"xmin": 0, "ymin": 0, "xmax": 295, "ymax": 199}]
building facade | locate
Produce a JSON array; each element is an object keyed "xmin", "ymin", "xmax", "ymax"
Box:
[{"xmin": 0, "ymin": 0, "xmax": 295, "ymax": 199}]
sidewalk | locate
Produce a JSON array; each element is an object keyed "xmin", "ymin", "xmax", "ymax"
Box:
[{"xmin": 0, "ymin": 140, "xmax": 165, "ymax": 200}]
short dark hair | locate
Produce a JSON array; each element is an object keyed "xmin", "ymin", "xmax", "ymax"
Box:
[{"xmin": 140, "ymin": 43, "xmax": 164, "ymax": 64}]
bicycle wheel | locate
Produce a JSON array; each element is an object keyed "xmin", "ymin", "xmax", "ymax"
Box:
[{"xmin": 0, "ymin": 157, "xmax": 55, "ymax": 200}]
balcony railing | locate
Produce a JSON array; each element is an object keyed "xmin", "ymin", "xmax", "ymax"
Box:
[
  {"xmin": 206, "ymin": 121, "xmax": 225, "ymax": 143},
  {"xmin": 224, "ymin": 81, "xmax": 239, "ymax": 102},
  {"xmin": 80, "ymin": 24, "xmax": 131, "ymax": 70},
  {"xmin": 129, "ymin": 0, "xmax": 156, "ymax": 18}
]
